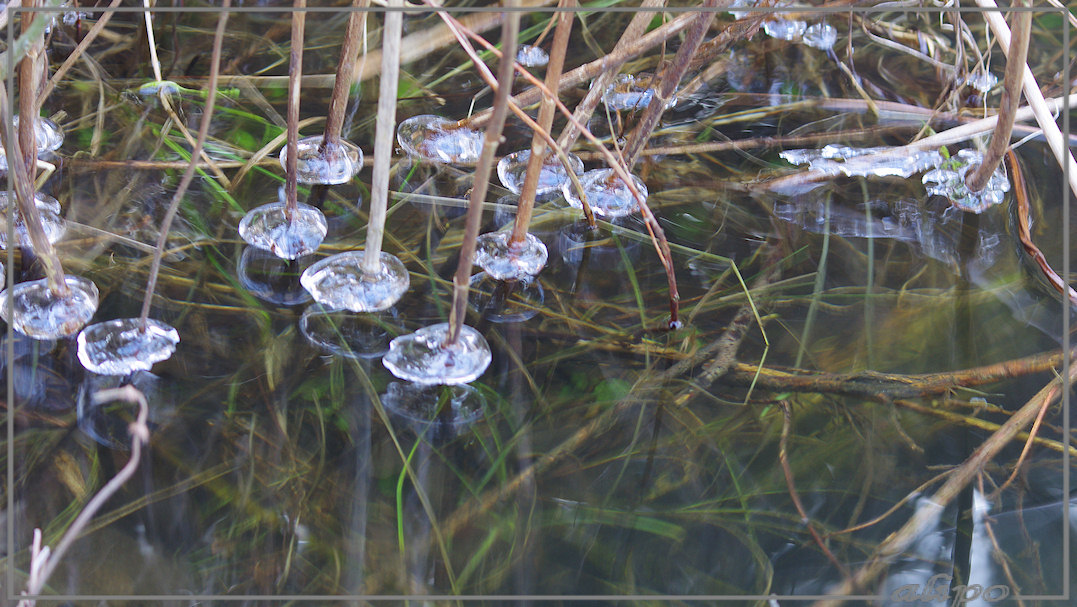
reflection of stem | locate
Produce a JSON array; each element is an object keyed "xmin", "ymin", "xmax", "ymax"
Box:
[
  {"xmin": 362, "ymin": 0, "xmax": 402, "ymax": 276},
  {"xmin": 508, "ymin": 3, "xmax": 573, "ymax": 249},
  {"xmin": 814, "ymin": 363, "xmax": 1077, "ymax": 606},
  {"xmin": 284, "ymin": 0, "xmax": 307, "ymax": 222},
  {"xmin": 19, "ymin": 386, "xmax": 150, "ymax": 606},
  {"xmin": 139, "ymin": 3, "xmax": 230, "ymax": 329},
  {"xmin": 321, "ymin": 0, "xmax": 368, "ymax": 148},
  {"xmin": 446, "ymin": 6, "xmax": 519, "ymax": 346},
  {"xmin": 964, "ymin": 0, "xmax": 1030, "ymax": 192}
]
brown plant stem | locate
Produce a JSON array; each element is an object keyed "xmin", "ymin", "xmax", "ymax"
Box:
[
  {"xmin": 508, "ymin": 2, "xmax": 573, "ymax": 248},
  {"xmin": 446, "ymin": 7, "xmax": 519, "ymax": 346},
  {"xmin": 18, "ymin": 3, "xmax": 41, "ymax": 179},
  {"xmin": 620, "ymin": 0, "xmax": 716, "ymax": 171},
  {"xmin": 814, "ymin": 362, "xmax": 1077, "ymax": 605},
  {"xmin": 139, "ymin": 2, "xmax": 229, "ymax": 329},
  {"xmin": 449, "ymin": 15, "xmax": 682, "ymax": 326},
  {"xmin": 555, "ymin": 0, "xmax": 664, "ymax": 152},
  {"xmin": 321, "ymin": 0, "xmax": 367, "ymax": 148},
  {"xmin": 964, "ymin": 0, "xmax": 1030, "ymax": 192},
  {"xmin": 361, "ymin": 0, "xmax": 401, "ymax": 276},
  {"xmin": 284, "ymin": 0, "xmax": 306, "ymax": 221}
]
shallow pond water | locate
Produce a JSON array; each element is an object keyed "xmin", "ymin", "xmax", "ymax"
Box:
[{"xmin": 3, "ymin": 3, "xmax": 1076, "ymax": 604}]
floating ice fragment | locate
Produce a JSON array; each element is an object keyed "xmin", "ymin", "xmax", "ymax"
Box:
[
  {"xmin": 965, "ymin": 72, "xmax": 998, "ymax": 93},
  {"xmin": 562, "ymin": 168, "xmax": 648, "ymax": 218},
  {"xmin": 0, "ymin": 116, "xmax": 64, "ymax": 171},
  {"xmin": 474, "ymin": 230, "xmax": 548, "ymax": 280},
  {"xmin": 300, "ymin": 250, "xmax": 410, "ymax": 313},
  {"xmin": 0, "ymin": 192, "xmax": 66, "ymax": 249},
  {"xmin": 496, "ymin": 149, "xmax": 584, "ymax": 197},
  {"xmin": 600, "ymin": 74, "xmax": 674, "ymax": 111},
  {"xmin": 0, "ymin": 275, "xmax": 99, "ymax": 339},
  {"xmin": 278, "ymin": 136, "xmax": 363, "ymax": 185},
  {"xmin": 802, "ymin": 23, "xmax": 837, "ymax": 50},
  {"xmin": 780, "ymin": 145, "xmax": 944, "ymax": 179},
  {"xmin": 382, "ymin": 323, "xmax": 491, "ymax": 385},
  {"xmin": 239, "ymin": 202, "xmax": 327, "ymax": 260},
  {"xmin": 397, "ymin": 115, "xmax": 485, "ymax": 165},
  {"xmin": 516, "ymin": 45, "xmax": 549, "ymax": 67},
  {"xmin": 922, "ymin": 148, "xmax": 1009, "ymax": 213},
  {"xmin": 77, "ymin": 318, "xmax": 179, "ymax": 376},
  {"xmin": 299, "ymin": 303, "xmax": 392, "ymax": 358},
  {"xmin": 764, "ymin": 19, "xmax": 806, "ymax": 41}
]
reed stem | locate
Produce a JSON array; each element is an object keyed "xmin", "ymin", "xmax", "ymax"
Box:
[
  {"xmin": 508, "ymin": 2, "xmax": 573, "ymax": 248},
  {"xmin": 284, "ymin": 0, "xmax": 306, "ymax": 221},
  {"xmin": 321, "ymin": 0, "xmax": 368, "ymax": 148},
  {"xmin": 446, "ymin": 5, "xmax": 519, "ymax": 346},
  {"xmin": 361, "ymin": 0, "xmax": 402, "ymax": 275}
]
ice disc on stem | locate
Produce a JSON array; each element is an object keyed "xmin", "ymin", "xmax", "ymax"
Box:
[
  {"xmin": 496, "ymin": 149, "xmax": 584, "ymax": 197},
  {"xmin": 382, "ymin": 322, "xmax": 491, "ymax": 385},
  {"xmin": 0, "ymin": 275, "xmax": 99, "ymax": 339},
  {"xmin": 396, "ymin": 115, "xmax": 484, "ymax": 165},
  {"xmin": 763, "ymin": 19, "xmax": 807, "ymax": 41},
  {"xmin": 562, "ymin": 168, "xmax": 648, "ymax": 218},
  {"xmin": 599, "ymin": 74, "xmax": 672, "ymax": 111},
  {"xmin": 0, "ymin": 192, "xmax": 66, "ymax": 249},
  {"xmin": 300, "ymin": 251, "xmax": 410, "ymax": 313},
  {"xmin": 239, "ymin": 202, "xmax": 327, "ymax": 260},
  {"xmin": 516, "ymin": 45, "xmax": 549, "ymax": 67},
  {"xmin": 0, "ymin": 116, "xmax": 63, "ymax": 170},
  {"xmin": 278, "ymin": 136, "xmax": 363, "ymax": 185},
  {"xmin": 474, "ymin": 230, "xmax": 548, "ymax": 280},
  {"xmin": 922, "ymin": 148, "xmax": 1010, "ymax": 213},
  {"xmin": 77, "ymin": 318, "xmax": 179, "ymax": 376}
]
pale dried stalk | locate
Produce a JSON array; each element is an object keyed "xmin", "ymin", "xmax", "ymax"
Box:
[
  {"xmin": 361, "ymin": 0, "xmax": 402, "ymax": 275},
  {"xmin": 974, "ymin": 0, "xmax": 1077, "ymax": 201}
]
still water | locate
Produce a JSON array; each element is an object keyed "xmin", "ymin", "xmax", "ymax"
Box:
[{"xmin": 4, "ymin": 3, "xmax": 1075, "ymax": 603}]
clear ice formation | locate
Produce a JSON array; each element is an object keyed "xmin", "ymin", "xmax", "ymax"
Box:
[
  {"xmin": 496, "ymin": 149, "xmax": 584, "ymax": 197},
  {"xmin": 474, "ymin": 230, "xmax": 549, "ymax": 280},
  {"xmin": 764, "ymin": 19, "xmax": 806, "ymax": 41},
  {"xmin": 469, "ymin": 271, "xmax": 543, "ymax": 323},
  {"xmin": 278, "ymin": 136, "xmax": 364, "ymax": 185},
  {"xmin": 0, "ymin": 192, "xmax": 66, "ymax": 250},
  {"xmin": 300, "ymin": 250, "xmax": 410, "ymax": 313},
  {"xmin": 922, "ymin": 148, "xmax": 1010, "ymax": 213},
  {"xmin": 0, "ymin": 116, "xmax": 64, "ymax": 171},
  {"xmin": 397, "ymin": 115, "xmax": 485, "ymax": 165},
  {"xmin": 236, "ymin": 245, "xmax": 312, "ymax": 306},
  {"xmin": 238, "ymin": 202, "xmax": 327, "ymax": 260},
  {"xmin": 0, "ymin": 275, "xmax": 99, "ymax": 339},
  {"xmin": 600, "ymin": 74, "xmax": 673, "ymax": 111},
  {"xmin": 562, "ymin": 168, "xmax": 648, "ymax": 218},
  {"xmin": 381, "ymin": 381, "xmax": 486, "ymax": 438},
  {"xmin": 516, "ymin": 45, "xmax": 549, "ymax": 67},
  {"xmin": 965, "ymin": 72, "xmax": 998, "ymax": 93},
  {"xmin": 77, "ymin": 318, "xmax": 179, "ymax": 376},
  {"xmin": 780, "ymin": 144, "xmax": 944, "ymax": 179},
  {"xmin": 299, "ymin": 303, "xmax": 392, "ymax": 358},
  {"xmin": 802, "ymin": 23, "xmax": 837, "ymax": 50},
  {"xmin": 382, "ymin": 322, "xmax": 491, "ymax": 385},
  {"xmin": 758, "ymin": 19, "xmax": 837, "ymax": 51}
]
